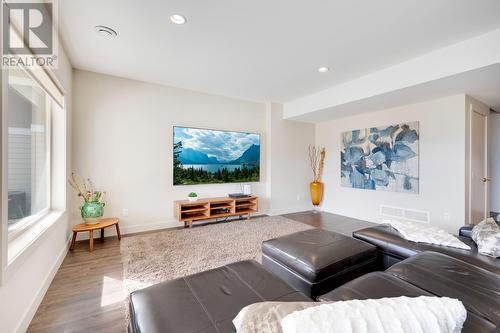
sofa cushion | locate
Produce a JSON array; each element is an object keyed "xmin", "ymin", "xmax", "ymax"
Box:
[
  {"xmin": 384, "ymin": 219, "xmax": 470, "ymax": 249},
  {"xmin": 461, "ymin": 221, "xmax": 500, "ymax": 239},
  {"xmin": 353, "ymin": 224, "xmax": 500, "ymax": 274},
  {"xmin": 262, "ymin": 229, "xmax": 377, "ymax": 282},
  {"xmin": 472, "ymin": 218, "xmax": 500, "ymax": 257},
  {"xmin": 387, "ymin": 251, "xmax": 500, "ymax": 326},
  {"xmin": 281, "ymin": 296, "xmax": 467, "ymax": 333},
  {"xmin": 129, "ymin": 260, "xmax": 310, "ymax": 333},
  {"xmin": 318, "ymin": 272, "xmax": 432, "ymax": 301},
  {"xmin": 319, "ymin": 271, "xmax": 496, "ymax": 333},
  {"xmin": 233, "ymin": 301, "xmax": 319, "ymax": 333}
]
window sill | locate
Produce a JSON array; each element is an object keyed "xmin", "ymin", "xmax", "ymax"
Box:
[
  {"xmin": 7, "ymin": 210, "xmax": 66, "ymax": 266},
  {"xmin": 8, "ymin": 208, "xmax": 51, "ymax": 242}
]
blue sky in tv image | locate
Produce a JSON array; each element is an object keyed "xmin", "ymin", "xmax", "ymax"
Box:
[{"xmin": 173, "ymin": 126, "xmax": 260, "ymax": 169}]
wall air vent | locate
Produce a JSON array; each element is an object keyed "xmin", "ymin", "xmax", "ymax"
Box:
[{"xmin": 380, "ymin": 205, "xmax": 429, "ymax": 224}]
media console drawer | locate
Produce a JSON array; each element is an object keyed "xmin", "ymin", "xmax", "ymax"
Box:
[{"xmin": 174, "ymin": 196, "xmax": 258, "ymax": 228}]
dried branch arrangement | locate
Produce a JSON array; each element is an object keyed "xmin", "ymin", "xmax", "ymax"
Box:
[
  {"xmin": 309, "ymin": 145, "xmax": 326, "ymax": 182},
  {"xmin": 68, "ymin": 172, "xmax": 104, "ymax": 203}
]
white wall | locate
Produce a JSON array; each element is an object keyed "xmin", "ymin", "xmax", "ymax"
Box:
[
  {"xmin": 72, "ymin": 70, "xmax": 270, "ymax": 233},
  {"xmin": 316, "ymin": 95, "xmax": 467, "ymax": 233},
  {"xmin": 490, "ymin": 112, "xmax": 500, "ymax": 213},
  {"xmin": 0, "ymin": 41, "xmax": 73, "ymax": 333},
  {"xmin": 266, "ymin": 103, "xmax": 315, "ymax": 215}
]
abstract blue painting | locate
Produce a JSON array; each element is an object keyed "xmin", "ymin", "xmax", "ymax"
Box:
[{"xmin": 341, "ymin": 122, "xmax": 419, "ymax": 193}]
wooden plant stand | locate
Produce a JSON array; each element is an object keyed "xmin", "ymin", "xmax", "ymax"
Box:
[
  {"xmin": 174, "ymin": 196, "xmax": 258, "ymax": 228},
  {"xmin": 70, "ymin": 217, "xmax": 121, "ymax": 252}
]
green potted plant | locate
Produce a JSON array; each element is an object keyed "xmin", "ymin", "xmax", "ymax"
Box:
[
  {"xmin": 69, "ymin": 173, "xmax": 106, "ymax": 224},
  {"xmin": 188, "ymin": 192, "xmax": 198, "ymax": 202}
]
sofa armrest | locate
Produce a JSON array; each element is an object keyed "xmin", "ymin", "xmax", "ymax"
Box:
[{"xmin": 459, "ymin": 225, "xmax": 474, "ymax": 239}]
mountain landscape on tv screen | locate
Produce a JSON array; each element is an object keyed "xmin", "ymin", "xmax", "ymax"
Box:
[
  {"xmin": 178, "ymin": 144, "xmax": 260, "ymax": 165},
  {"xmin": 173, "ymin": 127, "xmax": 260, "ymax": 185}
]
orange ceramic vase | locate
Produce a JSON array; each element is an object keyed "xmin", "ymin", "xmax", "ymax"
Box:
[{"xmin": 309, "ymin": 181, "xmax": 324, "ymax": 206}]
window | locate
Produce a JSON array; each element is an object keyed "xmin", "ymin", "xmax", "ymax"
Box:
[{"xmin": 7, "ymin": 66, "xmax": 53, "ymax": 237}]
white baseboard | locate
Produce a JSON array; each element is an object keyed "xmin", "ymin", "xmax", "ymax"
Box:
[
  {"xmin": 120, "ymin": 222, "xmax": 177, "ymax": 235},
  {"xmin": 268, "ymin": 206, "xmax": 313, "ymax": 216},
  {"xmin": 16, "ymin": 236, "xmax": 70, "ymax": 333}
]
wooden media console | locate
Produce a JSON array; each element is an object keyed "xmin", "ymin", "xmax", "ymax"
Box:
[{"xmin": 174, "ymin": 196, "xmax": 258, "ymax": 228}]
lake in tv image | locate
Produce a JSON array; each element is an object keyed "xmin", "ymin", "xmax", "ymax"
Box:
[{"xmin": 173, "ymin": 126, "xmax": 260, "ymax": 185}]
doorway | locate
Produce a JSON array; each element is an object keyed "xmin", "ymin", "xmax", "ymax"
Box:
[{"xmin": 469, "ymin": 107, "xmax": 489, "ymax": 224}]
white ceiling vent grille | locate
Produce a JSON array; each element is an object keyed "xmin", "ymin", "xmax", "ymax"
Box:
[{"xmin": 380, "ymin": 205, "xmax": 430, "ymax": 224}]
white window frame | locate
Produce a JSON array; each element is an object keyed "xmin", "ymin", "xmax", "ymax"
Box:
[
  {"xmin": 1, "ymin": 20, "xmax": 66, "ymax": 280},
  {"xmin": 6, "ymin": 65, "xmax": 54, "ymax": 242}
]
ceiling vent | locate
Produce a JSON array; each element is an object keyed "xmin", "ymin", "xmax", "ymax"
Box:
[
  {"xmin": 95, "ymin": 25, "xmax": 117, "ymax": 38},
  {"xmin": 380, "ymin": 205, "xmax": 429, "ymax": 224}
]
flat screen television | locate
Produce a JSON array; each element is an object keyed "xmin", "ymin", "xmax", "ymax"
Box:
[{"xmin": 173, "ymin": 126, "xmax": 260, "ymax": 185}]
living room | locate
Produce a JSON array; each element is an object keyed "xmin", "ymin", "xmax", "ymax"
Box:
[{"xmin": 1, "ymin": 1, "xmax": 499, "ymax": 333}]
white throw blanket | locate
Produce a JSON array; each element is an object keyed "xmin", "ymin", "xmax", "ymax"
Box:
[
  {"xmin": 384, "ymin": 220, "xmax": 471, "ymax": 250},
  {"xmin": 281, "ymin": 296, "xmax": 466, "ymax": 333}
]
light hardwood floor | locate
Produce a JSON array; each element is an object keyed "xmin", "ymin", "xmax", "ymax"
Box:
[
  {"xmin": 27, "ymin": 235, "xmax": 126, "ymax": 333},
  {"xmin": 27, "ymin": 212, "xmax": 374, "ymax": 332}
]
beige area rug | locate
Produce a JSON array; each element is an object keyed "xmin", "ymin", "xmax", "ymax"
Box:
[{"xmin": 120, "ymin": 215, "xmax": 313, "ymax": 294}]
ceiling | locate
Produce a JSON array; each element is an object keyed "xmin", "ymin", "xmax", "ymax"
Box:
[
  {"xmin": 59, "ymin": 0, "xmax": 500, "ymax": 103},
  {"xmin": 286, "ymin": 64, "xmax": 500, "ymax": 122}
]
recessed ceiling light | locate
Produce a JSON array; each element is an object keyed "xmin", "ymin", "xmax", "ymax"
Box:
[
  {"xmin": 94, "ymin": 25, "xmax": 117, "ymax": 38},
  {"xmin": 170, "ymin": 14, "xmax": 187, "ymax": 25},
  {"xmin": 318, "ymin": 66, "xmax": 329, "ymax": 73}
]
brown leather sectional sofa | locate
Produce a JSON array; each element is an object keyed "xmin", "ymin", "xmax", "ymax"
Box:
[
  {"xmin": 129, "ymin": 225, "xmax": 499, "ymax": 333},
  {"xmin": 320, "ymin": 251, "xmax": 499, "ymax": 332},
  {"xmin": 128, "ymin": 260, "xmax": 310, "ymax": 333},
  {"xmin": 353, "ymin": 224, "xmax": 499, "ymax": 273}
]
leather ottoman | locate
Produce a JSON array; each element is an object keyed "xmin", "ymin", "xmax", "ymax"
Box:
[
  {"xmin": 262, "ymin": 228, "xmax": 378, "ymax": 298},
  {"xmin": 128, "ymin": 260, "xmax": 310, "ymax": 333}
]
